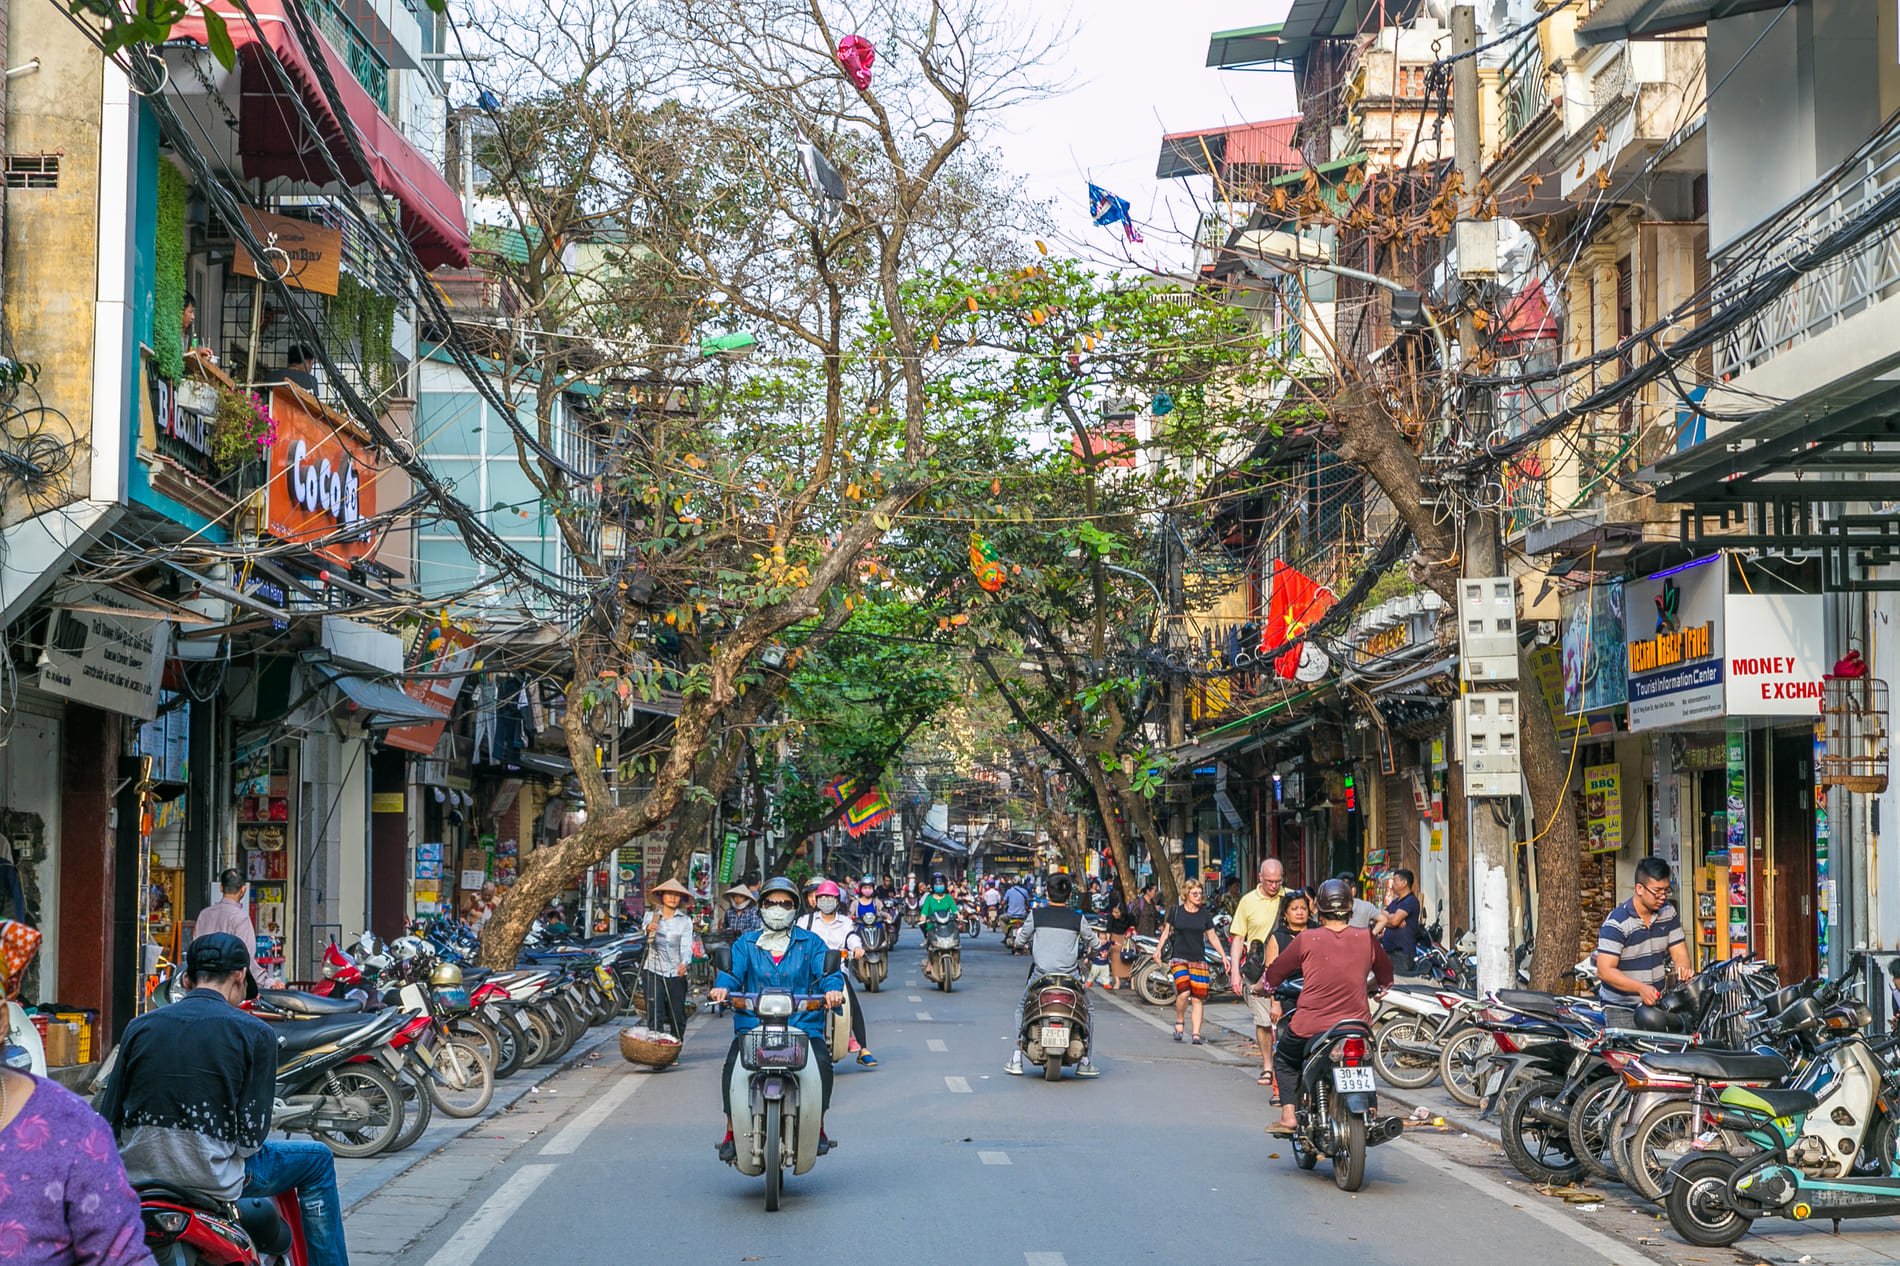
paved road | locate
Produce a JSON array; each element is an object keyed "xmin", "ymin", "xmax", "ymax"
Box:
[{"xmin": 348, "ymin": 932, "xmax": 1719, "ymax": 1266}]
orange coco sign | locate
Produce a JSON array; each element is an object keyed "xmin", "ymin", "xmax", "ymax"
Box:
[{"xmin": 265, "ymin": 388, "xmax": 378, "ymax": 566}]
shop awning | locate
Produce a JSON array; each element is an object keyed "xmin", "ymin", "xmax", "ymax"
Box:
[
  {"xmin": 1167, "ymin": 728, "xmax": 1266, "ymax": 774},
  {"xmin": 171, "ymin": 1, "xmax": 470, "ymax": 268},
  {"xmin": 919, "ymin": 825, "xmax": 968, "ymax": 855},
  {"xmin": 1575, "ymin": 0, "xmax": 1789, "ymax": 45},
  {"xmin": 513, "ymin": 751, "xmax": 575, "ymax": 778},
  {"xmin": 1156, "ymin": 118, "xmax": 1302, "ymax": 180},
  {"xmin": 311, "ymin": 663, "xmax": 442, "ymax": 726}
]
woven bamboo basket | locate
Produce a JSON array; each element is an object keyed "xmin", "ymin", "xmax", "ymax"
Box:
[{"xmin": 619, "ymin": 1027, "xmax": 683, "ymax": 1068}]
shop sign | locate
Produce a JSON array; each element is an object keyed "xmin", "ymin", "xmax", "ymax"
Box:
[
  {"xmin": 1723, "ymin": 594, "xmax": 1825, "ymax": 716},
  {"xmin": 1625, "ymin": 557, "xmax": 1726, "ymax": 733},
  {"xmin": 231, "ymin": 209, "xmax": 342, "ymax": 296},
  {"xmin": 384, "ymin": 627, "xmax": 480, "ymax": 755},
  {"xmin": 1560, "ymin": 580, "xmax": 1628, "ymax": 714},
  {"xmin": 38, "ymin": 585, "xmax": 174, "ymax": 720},
  {"xmin": 264, "ymin": 389, "xmax": 379, "ymax": 566},
  {"xmin": 1583, "ymin": 764, "xmax": 1622, "ymax": 854}
]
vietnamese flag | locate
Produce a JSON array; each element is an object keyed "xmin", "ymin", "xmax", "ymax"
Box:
[{"xmin": 1262, "ymin": 560, "xmax": 1335, "ymax": 679}]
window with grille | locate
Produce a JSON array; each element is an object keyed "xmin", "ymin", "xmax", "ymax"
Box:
[{"xmin": 4, "ymin": 155, "xmax": 58, "ymax": 189}]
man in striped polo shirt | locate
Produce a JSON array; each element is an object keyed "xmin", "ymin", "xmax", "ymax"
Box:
[{"xmin": 1596, "ymin": 857, "xmax": 1693, "ymax": 1006}]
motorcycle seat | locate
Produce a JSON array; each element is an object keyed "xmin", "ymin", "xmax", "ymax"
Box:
[
  {"xmin": 1494, "ymin": 989, "xmax": 1570, "ymax": 1018},
  {"xmin": 135, "ymin": 1181, "xmax": 223, "ymax": 1211},
  {"xmin": 236, "ymin": 1199, "xmax": 293, "ymax": 1256},
  {"xmin": 270, "ymin": 1013, "xmax": 377, "ymax": 1055},
  {"xmin": 1644, "ymin": 1048, "xmax": 1790, "ymax": 1082},
  {"xmin": 460, "ymin": 967, "xmax": 494, "ymax": 985},
  {"xmin": 257, "ymin": 989, "xmax": 363, "ymax": 1017},
  {"xmin": 1737, "ymin": 1086, "xmax": 1821, "ymax": 1119}
]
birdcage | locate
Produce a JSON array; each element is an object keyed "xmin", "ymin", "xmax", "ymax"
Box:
[{"xmin": 1821, "ymin": 673, "xmax": 1890, "ymax": 794}]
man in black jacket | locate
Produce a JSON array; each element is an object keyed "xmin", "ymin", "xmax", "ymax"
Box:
[{"xmin": 99, "ymin": 933, "xmax": 353, "ymax": 1266}]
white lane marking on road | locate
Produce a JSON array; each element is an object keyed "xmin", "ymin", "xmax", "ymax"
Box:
[
  {"xmin": 907, "ymin": 994, "xmax": 923, "ymax": 1002},
  {"xmin": 421, "ymin": 1163, "xmax": 555, "ymax": 1266},
  {"xmin": 915, "ymin": 1010, "xmax": 934, "ymax": 1021},
  {"xmin": 1391, "ymin": 1139, "xmax": 1656, "ymax": 1266},
  {"xmin": 945, "ymin": 1076, "xmax": 972, "ymax": 1093},
  {"xmin": 1095, "ymin": 991, "xmax": 1247, "ymax": 1065},
  {"xmin": 539, "ymin": 1069, "xmax": 646, "ymax": 1155},
  {"xmin": 979, "ymin": 1151, "xmax": 1011, "ymax": 1165},
  {"xmin": 1024, "ymin": 1254, "xmax": 1066, "ymax": 1266},
  {"xmin": 927, "ymin": 1039, "xmax": 948, "ymax": 1052}
]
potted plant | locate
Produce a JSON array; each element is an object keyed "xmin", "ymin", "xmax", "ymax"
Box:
[{"xmin": 209, "ymin": 388, "xmax": 277, "ymax": 472}]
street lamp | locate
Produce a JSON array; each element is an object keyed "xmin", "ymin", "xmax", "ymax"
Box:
[{"xmin": 699, "ymin": 331, "xmax": 757, "ymax": 362}]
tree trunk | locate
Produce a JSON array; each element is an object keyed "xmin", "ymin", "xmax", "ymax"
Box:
[{"xmin": 1519, "ymin": 648, "xmax": 1583, "ymax": 991}]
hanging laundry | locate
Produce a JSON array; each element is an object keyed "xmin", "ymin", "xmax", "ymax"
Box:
[
  {"xmin": 1087, "ymin": 182, "xmax": 1143, "ymax": 243},
  {"xmin": 837, "ymin": 35, "xmax": 876, "ymax": 90}
]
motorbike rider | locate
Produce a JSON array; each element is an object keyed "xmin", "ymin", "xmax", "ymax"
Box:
[
  {"xmin": 918, "ymin": 873, "xmax": 958, "ymax": 926},
  {"xmin": 1261, "ymin": 878, "xmax": 1393, "ymax": 1135},
  {"xmin": 708, "ymin": 877, "xmax": 846, "ymax": 1162},
  {"xmin": 799, "ymin": 880, "xmax": 877, "ymax": 1068},
  {"xmin": 1004, "ymin": 874, "xmax": 1101, "ymax": 1078},
  {"xmin": 98, "ymin": 933, "xmax": 353, "ymax": 1266},
  {"xmin": 1002, "ymin": 877, "xmax": 1031, "ymax": 923}
]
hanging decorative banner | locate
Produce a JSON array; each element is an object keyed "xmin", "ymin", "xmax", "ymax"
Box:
[
  {"xmin": 1086, "ymin": 182, "xmax": 1143, "ymax": 243},
  {"xmin": 969, "ymin": 533, "xmax": 1006, "ymax": 593},
  {"xmin": 1725, "ymin": 722, "xmax": 1749, "ymax": 955},
  {"xmin": 823, "ymin": 776, "xmax": 894, "ymax": 837}
]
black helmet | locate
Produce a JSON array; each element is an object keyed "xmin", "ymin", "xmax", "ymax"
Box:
[
  {"xmin": 931, "ymin": 872, "xmax": 946, "ymax": 884},
  {"xmin": 1315, "ymin": 878, "xmax": 1355, "ymax": 921}
]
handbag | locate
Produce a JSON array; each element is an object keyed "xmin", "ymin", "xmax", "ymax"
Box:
[{"xmin": 1240, "ymin": 939, "xmax": 1267, "ymax": 984}]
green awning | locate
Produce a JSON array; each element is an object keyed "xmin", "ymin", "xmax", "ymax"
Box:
[{"xmin": 1207, "ymin": 23, "xmax": 1286, "ymax": 68}]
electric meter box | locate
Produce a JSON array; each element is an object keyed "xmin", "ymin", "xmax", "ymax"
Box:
[
  {"xmin": 1461, "ymin": 691, "xmax": 1522, "ymax": 798},
  {"xmin": 1458, "ymin": 576, "xmax": 1520, "ymax": 682}
]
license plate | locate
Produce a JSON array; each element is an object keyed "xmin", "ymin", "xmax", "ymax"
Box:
[
  {"xmin": 1333, "ymin": 1066, "xmax": 1376, "ymax": 1094},
  {"xmin": 1040, "ymin": 1024, "xmax": 1068, "ymax": 1050}
]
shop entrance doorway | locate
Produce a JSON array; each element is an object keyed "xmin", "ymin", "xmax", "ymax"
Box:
[{"xmin": 1768, "ymin": 729, "xmax": 1818, "ymax": 985}]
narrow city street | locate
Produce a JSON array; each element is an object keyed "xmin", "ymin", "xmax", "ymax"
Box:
[{"xmin": 345, "ymin": 938, "xmax": 1729, "ymax": 1266}]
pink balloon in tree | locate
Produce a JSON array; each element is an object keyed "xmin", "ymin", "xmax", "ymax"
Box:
[{"xmin": 838, "ymin": 35, "xmax": 875, "ymax": 90}]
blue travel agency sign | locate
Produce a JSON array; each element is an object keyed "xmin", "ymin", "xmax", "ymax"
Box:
[{"xmin": 1624, "ymin": 555, "xmax": 1725, "ymax": 732}]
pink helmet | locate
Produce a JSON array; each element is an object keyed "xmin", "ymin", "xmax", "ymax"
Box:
[{"xmin": 813, "ymin": 879, "xmax": 842, "ymax": 899}]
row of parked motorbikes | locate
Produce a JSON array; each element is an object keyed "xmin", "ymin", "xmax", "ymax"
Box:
[{"xmin": 1366, "ymin": 931, "xmax": 1900, "ymax": 1246}]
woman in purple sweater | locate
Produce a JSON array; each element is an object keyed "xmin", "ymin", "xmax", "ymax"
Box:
[{"xmin": 0, "ymin": 1066, "xmax": 154, "ymax": 1265}]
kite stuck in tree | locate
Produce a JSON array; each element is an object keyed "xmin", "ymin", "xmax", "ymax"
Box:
[{"xmin": 1087, "ymin": 183, "xmax": 1143, "ymax": 243}]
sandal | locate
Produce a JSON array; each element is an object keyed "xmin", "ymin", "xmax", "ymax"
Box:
[
  {"xmin": 1172, "ymin": 1024, "xmax": 1184, "ymax": 1042},
  {"xmin": 1191, "ymin": 1034, "xmax": 1205, "ymax": 1045},
  {"xmin": 1257, "ymin": 1071, "xmax": 1274, "ymax": 1086},
  {"xmin": 1268, "ymin": 1123, "xmax": 1297, "ymax": 1138}
]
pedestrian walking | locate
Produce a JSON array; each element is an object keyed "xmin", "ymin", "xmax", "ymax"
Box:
[
  {"xmin": 1227, "ymin": 859, "xmax": 1287, "ymax": 1086},
  {"xmin": 1154, "ymin": 881, "xmax": 1224, "ymax": 1044},
  {"xmin": 1132, "ymin": 881, "xmax": 1159, "ymax": 937},
  {"xmin": 643, "ymin": 878, "xmax": 696, "ymax": 1039},
  {"xmin": 1260, "ymin": 890, "xmax": 1313, "ymax": 1101},
  {"xmin": 1381, "ymin": 869, "xmax": 1423, "ymax": 976},
  {"xmin": 1105, "ymin": 883, "xmax": 1135, "ymax": 990}
]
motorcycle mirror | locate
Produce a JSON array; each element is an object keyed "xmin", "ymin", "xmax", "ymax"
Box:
[
  {"xmin": 709, "ymin": 944, "xmax": 733, "ymax": 974},
  {"xmin": 823, "ymin": 950, "xmax": 843, "ymax": 975}
]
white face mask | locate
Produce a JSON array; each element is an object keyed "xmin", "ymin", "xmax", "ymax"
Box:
[
  {"xmin": 760, "ymin": 905, "xmax": 796, "ymax": 931},
  {"xmin": 816, "ymin": 896, "xmax": 839, "ymax": 914}
]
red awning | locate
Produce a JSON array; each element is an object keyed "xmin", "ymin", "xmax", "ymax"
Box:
[{"xmin": 173, "ymin": 1, "xmax": 469, "ymax": 268}]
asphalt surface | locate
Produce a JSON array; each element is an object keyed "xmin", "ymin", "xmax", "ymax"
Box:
[{"xmin": 347, "ymin": 930, "xmax": 1745, "ymax": 1266}]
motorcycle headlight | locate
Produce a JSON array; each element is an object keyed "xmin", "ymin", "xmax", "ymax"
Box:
[{"xmin": 757, "ymin": 993, "xmax": 795, "ymax": 1019}]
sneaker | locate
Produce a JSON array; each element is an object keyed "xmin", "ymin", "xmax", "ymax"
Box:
[
  {"xmin": 1004, "ymin": 1051, "xmax": 1024, "ymax": 1076},
  {"xmin": 1075, "ymin": 1059, "xmax": 1101, "ymax": 1078}
]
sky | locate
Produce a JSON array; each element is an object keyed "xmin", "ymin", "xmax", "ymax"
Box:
[{"xmin": 986, "ymin": 1, "xmax": 1300, "ymax": 272}]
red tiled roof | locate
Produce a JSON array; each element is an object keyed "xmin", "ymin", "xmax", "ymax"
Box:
[{"xmin": 1157, "ymin": 118, "xmax": 1302, "ymax": 180}]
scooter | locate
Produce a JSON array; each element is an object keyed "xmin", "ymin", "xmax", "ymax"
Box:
[
  {"xmin": 1277, "ymin": 984, "xmax": 1404, "ymax": 1192},
  {"xmin": 714, "ymin": 948, "xmax": 844, "ymax": 1212},
  {"xmin": 138, "ymin": 1183, "xmax": 308, "ymax": 1265},
  {"xmin": 1019, "ymin": 973, "xmax": 1089, "ymax": 1082},
  {"xmin": 921, "ymin": 913, "xmax": 961, "ymax": 993},
  {"xmin": 852, "ymin": 917, "xmax": 889, "ymax": 993},
  {"xmin": 267, "ymin": 1007, "xmax": 411, "ymax": 1158}
]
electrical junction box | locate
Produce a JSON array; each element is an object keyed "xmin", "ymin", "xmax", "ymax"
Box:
[
  {"xmin": 1459, "ymin": 576, "xmax": 1520, "ymax": 682},
  {"xmin": 1461, "ymin": 691, "xmax": 1522, "ymax": 798}
]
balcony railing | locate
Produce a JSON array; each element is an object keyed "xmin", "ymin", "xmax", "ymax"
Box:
[
  {"xmin": 1499, "ymin": 34, "xmax": 1549, "ymax": 145},
  {"xmin": 1713, "ymin": 113, "xmax": 1900, "ymax": 380},
  {"xmin": 307, "ymin": 0, "xmax": 389, "ymax": 114}
]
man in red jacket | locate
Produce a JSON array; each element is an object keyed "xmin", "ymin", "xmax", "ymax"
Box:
[{"xmin": 1262, "ymin": 877, "xmax": 1393, "ymax": 1135}]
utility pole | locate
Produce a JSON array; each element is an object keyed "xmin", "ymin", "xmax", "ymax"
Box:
[{"xmin": 1449, "ymin": 4, "xmax": 1515, "ymax": 998}]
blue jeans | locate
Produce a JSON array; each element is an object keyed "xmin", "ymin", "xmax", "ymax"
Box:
[{"xmin": 244, "ymin": 1139, "xmax": 349, "ymax": 1266}]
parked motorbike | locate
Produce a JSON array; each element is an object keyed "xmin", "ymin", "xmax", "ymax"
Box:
[
  {"xmin": 267, "ymin": 1006, "xmax": 410, "ymax": 1158},
  {"xmin": 1019, "ymin": 973, "xmax": 1090, "ymax": 1082},
  {"xmin": 921, "ymin": 913, "xmax": 962, "ymax": 993},
  {"xmin": 714, "ymin": 947, "xmax": 843, "ymax": 1213},
  {"xmin": 1276, "ymin": 984, "xmax": 1403, "ymax": 1191},
  {"xmin": 137, "ymin": 1183, "xmax": 306, "ymax": 1266},
  {"xmin": 852, "ymin": 917, "xmax": 890, "ymax": 993}
]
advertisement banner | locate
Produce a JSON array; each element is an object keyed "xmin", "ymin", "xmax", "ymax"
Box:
[
  {"xmin": 38, "ymin": 585, "xmax": 174, "ymax": 720},
  {"xmin": 1561, "ymin": 580, "xmax": 1628, "ymax": 715},
  {"xmin": 264, "ymin": 388, "xmax": 379, "ymax": 567},
  {"xmin": 718, "ymin": 832, "xmax": 740, "ymax": 885},
  {"xmin": 1583, "ymin": 764, "xmax": 1623, "ymax": 854},
  {"xmin": 384, "ymin": 626, "xmax": 480, "ymax": 754},
  {"xmin": 1723, "ymin": 593, "xmax": 1826, "ymax": 717},
  {"xmin": 1625, "ymin": 557, "xmax": 1726, "ymax": 733}
]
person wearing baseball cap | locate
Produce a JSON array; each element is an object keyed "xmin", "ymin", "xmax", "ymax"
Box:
[{"xmin": 98, "ymin": 933, "xmax": 353, "ymax": 1266}]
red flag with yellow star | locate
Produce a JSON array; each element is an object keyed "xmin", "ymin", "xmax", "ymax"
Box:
[{"xmin": 1262, "ymin": 560, "xmax": 1334, "ymax": 679}]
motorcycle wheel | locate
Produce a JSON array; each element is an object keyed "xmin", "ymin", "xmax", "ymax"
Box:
[
  {"xmin": 1568, "ymin": 1076, "xmax": 1624, "ymax": 1183},
  {"xmin": 387, "ymin": 1069, "xmax": 434, "ymax": 1152},
  {"xmin": 1044, "ymin": 1054, "xmax": 1062, "ymax": 1083},
  {"xmin": 1499, "ymin": 1076, "xmax": 1584, "ymax": 1185},
  {"xmin": 490, "ymin": 1011, "xmax": 526, "ymax": 1080},
  {"xmin": 1625, "ymin": 1099, "xmax": 1698, "ymax": 1203},
  {"xmin": 1372, "ymin": 1017, "xmax": 1441, "ymax": 1090},
  {"xmin": 763, "ymin": 1109, "xmax": 783, "ymax": 1213},
  {"xmin": 1665, "ymin": 1154, "xmax": 1752, "ymax": 1247},
  {"xmin": 546, "ymin": 998, "xmax": 581, "ymax": 1058},
  {"xmin": 451, "ymin": 1016, "xmax": 503, "ymax": 1073},
  {"xmin": 518, "ymin": 1007, "xmax": 554, "ymax": 1068},
  {"xmin": 1437, "ymin": 1025, "xmax": 1491, "ymax": 1108},
  {"xmin": 1332, "ymin": 1111, "xmax": 1368, "ymax": 1192},
  {"xmin": 428, "ymin": 1037, "xmax": 496, "ymax": 1118},
  {"xmin": 937, "ymin": 961, "xmax": 953, "ymax": 993},
  {"xmin": 313, "ymin": 1063, "xmax": 405, "ymax": 1158},
  {"xmin": 1134, "ymin": 962, "xmax": 1175, "ymax": 1007}
]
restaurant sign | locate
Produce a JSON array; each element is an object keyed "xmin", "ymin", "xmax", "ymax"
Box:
[{"xmin": 264, "ymin": 388, "xmax": 378, "ymax": 566}]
